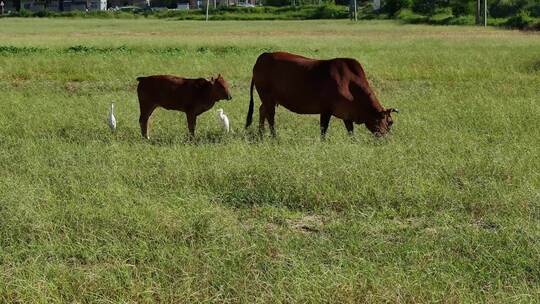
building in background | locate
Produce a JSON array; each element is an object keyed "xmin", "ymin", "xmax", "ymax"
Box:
[
  {"xmin": 2, "ymin": 0, "xmax": 18, "ymax": 11},
  {"xmin": 107, "ymin": 0, "xmax": 147, "ymax": 8},
  {"xmin": 4, "ymin": 0, "xmax": 254, "ymax": 11},
  {"xmin": 9, "ymin": 0, "xmax": 107, "ymax": 11},
  {"xmin": 372, "ymin": 0, "xmax": 380, "ymax": 10}
]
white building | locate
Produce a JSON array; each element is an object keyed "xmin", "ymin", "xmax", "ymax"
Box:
[{"xmin": 18, "ymin": 0, "xmax": 107, "ymax": 11}]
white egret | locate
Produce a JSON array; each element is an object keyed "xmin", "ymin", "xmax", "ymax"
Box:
[
  {"xmin": 108, "ymin": 102, "xmax": 117, "ymax": 132},
  {"xmin": 216, "ymin": 108, "xmax": 230, "ymax": 133}
]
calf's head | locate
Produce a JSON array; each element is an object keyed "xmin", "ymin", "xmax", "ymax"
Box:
[
  {"xmin": 365, "ymin": 108, "xmax": 399, "ymax": 137},
  {"xmin": 210, "ymin": 74, "xmax": 232, "ymax": 101}
]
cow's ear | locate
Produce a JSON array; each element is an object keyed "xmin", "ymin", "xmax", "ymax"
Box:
[
  {"xmin": 209, "ymin": 76, "xmax": 215, "ymax": 83},
  {"xmin": 383, "ymin": 108, "xmax": 398, "ymax": 116}
]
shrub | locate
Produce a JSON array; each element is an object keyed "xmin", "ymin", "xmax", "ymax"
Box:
[
  {"xmin": 396, "ymin": 8, "xmax": 427, "ymax": 22},
  {"xmin": 504, "ymin": 10, "xmax": 534, "ymax": 28},
  {"xmin": 530, "ymin": 19, "xmax": 540, "ymax": 30},
  {"xmin": 33, "ymin": 10, "xmax": 56, "ymax": 17},
  {"xmin": 449, "ymin": 0, "xmax": 475, "ymax": 16},
  {"xmin": 446, "ymin": 14, "xmax": 475, "ymax": 24},
  {"xmin": 14, "ymin": 8, "xmax": 33, "ymax": 17},
  {"xmin": 264, "ymin": 0, "xmax": 292, "ymax": 6},
  {"xmin": 412, "ymin": 0, "xmax": 446, "ymax": 15},
  {"xmin": 489, "ymin": 0, "xmax": 535, "ymax": 18},
  {"xmin": 384, "ymin": 0, "xmax": 412, "ymax": 16},
  {"xmin": 0, "ymin": 46, "xmax": 44, "ymax": 54},
  {"xmin": 429, "ymin": 7, "xmax": 454, "ymax": 23},
  {"xmin": 311, "ymin": 4, "xmax": 348, "ymax": 18},
  {"xmin": 525, "ymin": 2, "xmax": 540, "ymax": 17}
]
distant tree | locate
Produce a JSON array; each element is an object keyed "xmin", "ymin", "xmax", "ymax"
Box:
[
  {"xmin": 411, "ymin": 0, "xmax": 448, "ymax": 15},
  {"xmin": 151, "ymin": 0, "xmax": 180, "ymax": 8},
  {"xmin": 449, "ymin": 0, "xmax": 474, "ymax": 16},
  {"xmin": 263, "ymin": 0, "xmax": 290, "ymax": 6},
  {"xmin": 384, "ymin": 0, "xmax": 412, "ymax": 15}
]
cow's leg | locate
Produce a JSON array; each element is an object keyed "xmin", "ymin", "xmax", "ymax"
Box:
[
  {"xmin": 266, "ymin": 105, "xmax": 276, "ymax": 138},
  {"xmin": 320, "ymin": 113, "xmax": 331, "ymax": 139},
  {"xmin": 186, "ymin": 112, "xmax": 197, "ymax": 140},
  {"xmin": 258, "ymin": 104, "xmax": 266, "ymax": 137},
  {"xmin": 343, "ymin": 119, "xmax": 354, "ymax": 136},
  {"xmin": 139, "ymin": 103, "xmax": 156, "ymax": 139}
]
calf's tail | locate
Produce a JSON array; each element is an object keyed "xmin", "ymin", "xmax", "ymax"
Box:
[{"xmin": 245, "ymin": 77, "xmax": 255, "ymax": 129}]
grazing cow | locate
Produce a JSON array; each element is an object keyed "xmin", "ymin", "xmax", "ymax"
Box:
[
  {"xmin": 136, "ymin": 74, "xmax": 232, "ymax": 139},
  {"xmin": 245, "ymin": 52, "xmax": 398, "ymax": 138}
]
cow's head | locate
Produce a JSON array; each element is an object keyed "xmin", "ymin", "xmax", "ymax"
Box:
[
  {"xmin": 210, "ymin": 74, "xmax": 232, "ymax": 101},
  {"xmin": 365, "ymin": 108, "xmax": 399, "ymax": 137}
]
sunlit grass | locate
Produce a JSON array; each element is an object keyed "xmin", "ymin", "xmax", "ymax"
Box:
[{"xmin": 0, "ymin": 19, "xmax": 539, "ymax": 303}]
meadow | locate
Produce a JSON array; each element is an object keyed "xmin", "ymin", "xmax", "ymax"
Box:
[{"xmin": 0, "ymin": 19, "xmax": 539, "ymax": 302}]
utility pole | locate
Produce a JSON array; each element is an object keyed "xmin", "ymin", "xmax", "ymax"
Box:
[
  {"xmin": 484, "ymin": 0, "xmax": 487, "ymax": 27},
  {"xmin": 349, "ymin": 0, "xmax": 357, "ymax": 21},
  {"xmin": 476, "ymin": 0, "xmax": 480, "ymax": 24},
  {"xmin": 353, "ymin": 0, "xmax": 357, "ymax": 21},
  {"xmin": 206, "ymin": 0, "xmax": 209, "ymax": 21}
]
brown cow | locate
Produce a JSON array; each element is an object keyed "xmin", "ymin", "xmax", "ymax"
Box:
[
  {"xmin": 245, "ymin": 52, "xmax": 398, "ymax": 138},
  {"xmin": 136, "ymin": 74, "xmax": 232, "ymax": 139}
]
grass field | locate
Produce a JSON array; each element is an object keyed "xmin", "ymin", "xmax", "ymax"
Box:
[{"xmin": 0, "ymin": 19, "xmax": 539, "ymax": 302}]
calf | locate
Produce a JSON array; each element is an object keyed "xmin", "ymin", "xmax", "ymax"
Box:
[{"xmin": 136, "ymin": 74, "xmax": 232, "ymax": 139}]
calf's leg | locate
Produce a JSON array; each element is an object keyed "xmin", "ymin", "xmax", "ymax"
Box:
[{"xmin": 186, "ymin": 112, "xmax": 197, "ymax": 139}]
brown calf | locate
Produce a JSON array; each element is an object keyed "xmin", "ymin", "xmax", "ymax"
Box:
[{"xmin": 136, "ymin": 74, "xmax": 232, "ymax": 139}]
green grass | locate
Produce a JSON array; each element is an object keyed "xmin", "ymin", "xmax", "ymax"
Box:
[{"xmin": 0, "ymin": 19, "xmax": 539, "ymax": 302}]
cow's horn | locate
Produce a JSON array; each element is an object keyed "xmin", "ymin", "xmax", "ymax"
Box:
[{"xmin": 391, "ymin": 108, "xmax": 399, "ymax": 113}]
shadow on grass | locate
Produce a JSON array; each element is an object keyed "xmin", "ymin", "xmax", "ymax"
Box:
[
  {"xmin": 48, "ymin": 124, "xmax": 266, "ymax": 146},
  {"xmin": 47, "ymin": 122, "xmax": 381, "ymax": 147},
  {"xmin": 529, "ymin": 60, "xmax": 540, "ymax": 73}
]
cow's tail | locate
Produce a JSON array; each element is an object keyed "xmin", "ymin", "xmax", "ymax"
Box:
[{"xmin": 245, "ymin": 77, "xmax": 255, "ymax": 129}]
